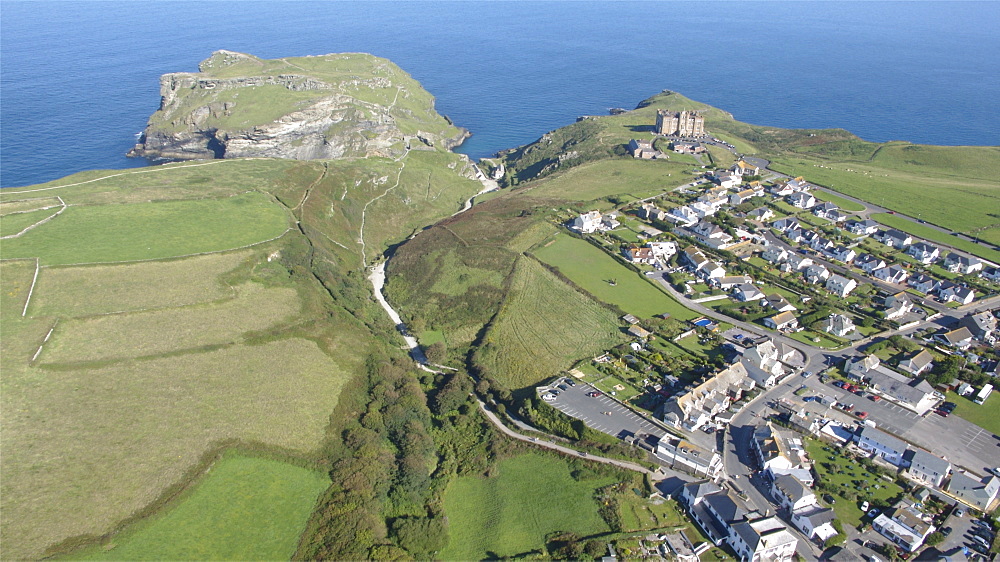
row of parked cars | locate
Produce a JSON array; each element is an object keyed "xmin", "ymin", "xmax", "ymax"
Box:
[{"xmin": 934, "ymin": 401, "xmax": 957, "ymax": 417}]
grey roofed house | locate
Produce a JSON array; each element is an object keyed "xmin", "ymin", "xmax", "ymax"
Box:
[
  {"xmin": 947, "ymin": 473, "xmax": 1000, "ymax": 511},
  {"xmin": 798, "ymin": 505, "xmax": 835, "ymax": 527},
  {"xmin": 958, "ymin": 310, "xmax": 997, "ymax": 341},
  {"xmin": 936, "ymin": 326, "xmax": 973, "ymax": 347},
  {"xmin": 903, "ymin": 448, "xmax": 951, "ymax": 487},
  {"xmin": 857, "ymin": 424, "xmax": 908, "ymax": 459},
  {"xmin": 772, "ymin": 473, "xmax": 811, "ymax": 504},
  {"xmin": 877, "ymin": 228, "xmax": 913, "ymax": 248},
  {"xmin": 764, "ymin": 293, "xmax": 797, "ymax": 312},
  {"xmin": 845, "ymin": 355, "xmax": 939, "ymax": 415},
  {"xmin": 898, "ymin": 349, "xmax": 934, "ymax": 375}
]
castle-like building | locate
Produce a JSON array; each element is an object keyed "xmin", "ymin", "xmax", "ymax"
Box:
[{"xmin": 656, "ymin": 110, "xmax": 705, "ymax": 136}]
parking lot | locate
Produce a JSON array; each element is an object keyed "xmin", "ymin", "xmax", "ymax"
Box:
[
  {"xmin": 798, "ymin": 376, "xmax": 1000, "ymax": 474},
  {"xmin": 540, "ymin": 379, "xmax": 666, "ymax": 443}
]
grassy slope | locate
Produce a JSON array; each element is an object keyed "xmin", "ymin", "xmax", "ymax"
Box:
[
  {"xmin": 474, "ymin": 257, "xmax": 624, "ymax": 389},
  {"xmin": 438, "ymin": 453, "xmax": 614, "ymax": 560},
  {"xmin": 534, "ymin": 234, "xmax": 699, "ymax": 321},
  {"xmin": 0, "ymin": 142, "xmax": 479, "ymax": 558},
  {"xmin": 74, "ymin": 453, "xmax": 329, "ymax": 561}
]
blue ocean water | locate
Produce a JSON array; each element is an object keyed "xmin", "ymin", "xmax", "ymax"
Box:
[{"xmin": 2, "ymin": 1, "xmax": 998, "ymax": 188}]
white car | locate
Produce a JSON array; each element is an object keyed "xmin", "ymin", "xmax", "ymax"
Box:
[
  {"xmin": 861, "ymin": 501, "xmax": 870, "ymax": 513},
  {"xmin": 542, "ymin": 393, "xmax": 556, "ymax": 402}
]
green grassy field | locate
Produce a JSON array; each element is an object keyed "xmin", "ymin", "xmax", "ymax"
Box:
[
  {"xmin": 527, "ymin": 158, "xmax": 692, "ymax": 202},
  {"xmin": 945, "ymin": 391, "xmax": 1000, "ymax": 435},
  {"xmin": 805, "ymin": 438, "xmax": 903, "ymax": 528},
  {"xmin": 811, "ymin": 189, "xmax": 866, "ymax": 212},
  {"xmin": 30, "ymin": 251, "xmax": 250, "ymax": 317},
  {"xmin": 438, "ymin": 453, "xmax": 615, "ymax": 560},
  {"xmin": 534, "ymin": 234, "xmax": 699, "ymax": 321},
  {"xmin": 474, "ymin": 257, "xmax": 624, "ymax": 389},
  {"xmin": 41, "ymin": 283, "xmax": 299, "ymax": 364},
  {"xmin": 871, "ymin": 213, "xmax": 1000, "ymax": 264},
  {"xmin": 0, "ymin": 206, "xmax": 62, "ymax": 237},
  {"xmin": 0, "ymin": 192, "xmax": 290, "ymax": 265},
  {"xmin": 72, "ymin": 453, "xmax": 328, "ymax": 561}
]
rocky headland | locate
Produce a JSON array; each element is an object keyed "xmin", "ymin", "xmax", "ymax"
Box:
[{"xmin": 128, "ymin": 50, "xmax": 468, "ymax": 161}]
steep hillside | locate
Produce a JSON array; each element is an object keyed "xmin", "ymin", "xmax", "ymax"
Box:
[{"xmin": 128, "ymin": 50, "xmax": 468, "ymax": 161}]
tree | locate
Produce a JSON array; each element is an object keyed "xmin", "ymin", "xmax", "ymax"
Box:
[
  {"xmin": 423, "ymin": 341, "xmax": 446, "ymax": 364},
  {"xmin": 925, "ymin": 531, "xmax": 944, "ymax": 546}
]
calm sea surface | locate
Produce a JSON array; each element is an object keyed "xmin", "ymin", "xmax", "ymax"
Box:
[{"xmin": 2, "ymin": 1, "xmax": 998, "ymax": 188}]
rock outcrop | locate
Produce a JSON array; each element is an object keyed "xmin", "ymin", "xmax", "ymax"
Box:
[{"xmin": 128, "ymin": 50, "xmax": 468, "ymax": 161}]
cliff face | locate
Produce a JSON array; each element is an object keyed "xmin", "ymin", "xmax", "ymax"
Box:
[{"xmin": 129, "ymin": 50, "xmax": 468, "ymax": 161}]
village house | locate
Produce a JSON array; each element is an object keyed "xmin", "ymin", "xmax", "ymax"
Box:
[
  {"xmin": 825, "ymin": 274, "xmax": 858, "ymax": 297},
  {"xmin": 898, "ymin": 349, "xmax": 934, "ymax": 376},
  {"xmin": 903, "ymin": 449, "xmax": 951, "ymax": 488},
  {"xmin": 712, "ymin": 172, "xmax": 741, "ymax": 190},
  {"xmin": 765, "ymin": 311, "xmax": 798, "ymax": 331},
  {"xmin": 637, "ymin": 202, "xmax": 669, "ymax": 222},
  {"xmin": 656, "ymin": 435, "xmax": 724, "ymax": 479},
  {"xmin": 692, "ymin": 221, "xmax": 733, "ymax": 243},
  {"xmin": 855, "ymin": 425, "xmax": 909, "ymax": 466},
  {"xmin": 728, "ymin": 516, "xmax": 798, "ymax": 562},
  {"xmin": 713, "ymin": 275, "xmax": 754, "ymax": 290},
  {"xmin": 663, "ymin": 362, "xmax": 755, "ymax": 430},
  {"xmin": 752, "ymin": 422, "xmax": 813, "ymax": 484},
  {"xmin": 669, "ymin": 205, "xmax": 700, "ymax": 226},
  {"xmin": 628, "ymin": 139, "xmax": 658, "ymax": 159},
  {"xmin": 942, "ymin": 252, "xmax": 984, "ymax": 274},
  {"xmin": 937, "ymin": 282, "xmax": 975, "ymax": 305},
  {"xmin": 733, "ymin": 283, "xmax": 765, "ymax": 302},
  {"xmin": 678, "ymin": 481, "xmax": 748, "ymax": 547},
  {"xmin": 787, "ymin": 192, "xmax": 817, "ymax": 209},
  {"xmin": 947, "ymin": 472, "xmax": 1000, "ymax": 511},
  {"xmin": 826, "ymin": 245, "xmax": 856, "ymax": 264},
  {"xmin": 771, "ymin": 474, "xmax": 816, "ymax": 512},
  {"xmin": 934, "ymin": 326, "xmax": 974, "ymax": 350},
  {"xmin": 781, "ymin": 254, "xmax": 812, "ymax": 273},
  {"xmin": 875, "ymin": 229, "xmax": 913, "ymax": 249},
  {"xmin": 908, "ymin": 273, "xmax": 938, "ymax": 294},
  {"xmin": 906, "ymin": 242, "xmax": 940, "ymax": 264},
  {"xmin": 690, "ymin": 200, "xmax": 720, "ymax": 218},
  {"xmin": 670, "ymin": 141, "xmax": 706, "ymax": 154},
  {"xmin": 768, "ymin": 181, "xmax": 795, "ymax": 197},
  {"xmin": 571, "ymin": 210, "xmax": 619, "ymax": 233},
  {"xmin": 856, "ymin": 254, "xmax": 887, "ymax": 274},
  {"xmin": 647, "ymin": 240, "xmax": 678, "ymax": 261},
  {"xmin": 761, "ymin": 247, "xmax": 789, "ymax": 265},
  {"xmin": 746, "ymin": 207, "xmax": 773, "ymax": 221},
  {"xmin": 981, "ymin": 267, "xmax": 1000, "ymax": 283},
  {"xmin": 624, "ymin": 245, "xmax": 656, "ymax": 264},
  {"xmin": 771, "ymin": 217, "xmax": 800, "ymax": 232},
  {"xmin": 846, "ymin": 219, "xmax": 880, "ymax": 236},
  {"xmin": 958, "ymin": 310, "xmax": 997, "ymax": 344},
  {"xmin": 873, "ymin": 265, "xmax": 909, "ymax": 285},
  {"xmin": 683, "ymin": 246, "xmax": 710, "ymax": 271},
  {"xmin": 810, "ymin": 236, "xmax": 835, "ymax": 253},
  {"xmin": 789, "ymin": 505, "xmax": 838, "ymax": 544},
  {"xmin": 764, "ymin": 293, "xmax": 797, "ymax": 313},
  {"xmin": 812, "ymin": 202, "xmax": 839, "ymax": 220},
  {"xmin": 883, "ymin": 292, "xmax": 913, "ymax": 320},
  {"xmin": 731, "ymin": 160, "xmax": 760, "ymax": 177},
  {"xmin": 698, "ymin": 261, "xmax": 727, "ymax": 281},
  {"xmin": 803, "ymin": 264, "xmax": 831, "ymax": 284},
  {"xmin": 741, "ymin": 341, "xmax": 787, "ymax": 387},
  {"xmin": 824, "ymin": 314, "xmax": 856, "ymax": 337},
  {"xmin": 872, "ymin": 505, "xmax": 936, "ymax": 553},
  {"xmin": 845, "ymin": 355, "xmax": 940, "ymax": 415}
]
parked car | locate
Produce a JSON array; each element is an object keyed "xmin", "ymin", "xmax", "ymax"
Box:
[
  {"xmin": 935, "ymin": 409, "xmax": 950, "ymax": 417},
  {"xmin": 843, "ymin": 404, "xmax": 855, "ymax": 412},
  {"xmin": 870, "ymin": 395, "xmax": 882, "ymax": 402},
  {"xmin": 856, "ymin": 411, "xmax": 869, "ymax": 420},
  {"xmin": 942, "ymin": 526, "xmax": 953, "ymax": 536},
  {"xmin": 557, "ymin": 384, "xmax": 568, "ymax": 391},
  {"xmin": 587, "ymin": 391, "xmax": 602, "ymax": 398},
  {"xmin": 565, "ymin": 379, "xmax": 576, "ymax": 387},
  {"xmin": 823, "ymin": 494, "xmax": 836, "ymax": 504},
  {"xmin": 802, "ymin": 371, "xmax": 813, "ymax": 378},
  {"xmin": 942, "ymin": 401, "xmax": 957, "ymax": 412},
  {"xmin": 542, "ymin": 393, "xmax": 556, "ymax": 402},
  {"xmin": 955, "ymin": 508, "xmax": 965, "ymax": 517},
  {"xmin": 973, "ymin": 519, "xmax": 993, "ymax": 530},
  {"xmin": 861, "ymin": 501, "xmax": 871, "ymax": 512},
  {"xmin": 868, "ymin": 508, "xmax": 880, "ymax": 517}
]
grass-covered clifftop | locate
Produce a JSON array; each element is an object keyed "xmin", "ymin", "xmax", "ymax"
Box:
[{"xmin": 130, "ymin": 50, "xmax": 468, "ymax": 161}]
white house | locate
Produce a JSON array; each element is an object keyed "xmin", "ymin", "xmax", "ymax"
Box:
[
  {"xmin": 690, "ymin": 200, "xmax": 719, "ymax": 218},
  {"xmin": 765, "ymin": 311, "xmax": 798, "ymax": 331},
  {"xmin": 845, "ymin": 355, "xmax": 939, "ymax": 415},
  {"xmin": 790, "ymin": 505, "xmax": 838, "ymax": 543},
  {"xmin": 731, "ymin": 160, "xmax": 761, "ymax": 177},
  {"xmin": 648, "ymin": 241, "xmax": 678, "ymax": 260},
  {"xmin": 873, "ymin": 265, "xmax": 909, "ymax": 285},
  {"xmin": 782, "ymin": 254, "xmax": 812, "ymax": 273},
  {"xmin": 824, "ymin": 314, "xmax": 856, "ymax": 337},
  {"xmin": 856, "ymin": 254, "xmax": 887, "ymax": 274},
  {"xmin": 771, "ymin": 217, "xmax": 800, "ymax": 232},
  {"xmin": 846, "ymin": 219, "xmax": 880, "ymax": 236},
  {"xmin": 764, "ymin": 293, "xmax": 797, "ymax": 313},
  {"xmin": 812, "ymin": 202, "xmax": 840, "ymax": 220},
  {"xmin": 624, "ymin": 246, "xmax": 656, "ymax": 264},
  {"xmin": 734, "ymin": 283, "xmax": 765, "ymax": 302},
  {"xmin": 669, "ymin": 205, "xmax": 700, "ymax": 226},
  {"xmin": 656, "ymin": 435, "xmax": 724, "ymax": 479},
  {"xmin": 934, "ymin": 326, "xmax": 974, "ymax": 350},
  {"xmin": 803, "ymin": 264, "xmax": 831, "ymax": 284},
  {"xmin": 825, "ymin": 274, "xmax": 858, "ymax": 298},
  {"xmin": 747, "ymin": 207, "xmax": 773, "ymax": 221},
  {"xmin": 876, "ymin": 229, "xmax": 913, "ymax": 249},
  {"xmin": 856, "ymin": 425, "xmax": 908, "ymax": 466},
  {"xmin": 943, "ymin": 252, "xmax": 984, "ymax": 275},
  {"xmin": 947, "ymin": 473, "xmax": 1000, "ymax": 511},
  {"xmin": 908, "ymin": 273, "xmax": 938, "ymax": 294},
  {"xmin": 898, "ymin": 349, "xmax": 934, "ymax": 376},
  {"xmin": 937, "ymin": 282, "xmax": 975, "ymax": 304},
  {"xmin": 903, "ymin": 449, "xmax": 951, "ymax": 488},
  {"xmin": 728, "ymin": 517, "xmax": 798, "ymax": 562},
  {"xmin": 712, "ymin": 172, "xmax": 741, "ymax": 190},
  {"xmin": 698, "ymin": 261, "xmax": 727, "ymax": 280},
  {"xmin": 826, "ymin": 246, "xmax": 856, "ymax": 264},
  {"xmin": 762, "ymin": 246, "xmax": 789, "ymax": 264},
  {"xmin": 787, "ymin": 192, "xmax": 817, "ymax": 209},
  {"xmin": 906, "ymin": 242, "xmax": 940, "ymax": 264},
  {"xmin": 883, "ymin": 292, "xmax": 913, "ymax": 320},
  {"xmin": 872, "ymin": 506, "xmax": 936, "ymax": 553},
  {"xmin": 771, "ymin": 474, "xmax": 816, "ymax": 512}
]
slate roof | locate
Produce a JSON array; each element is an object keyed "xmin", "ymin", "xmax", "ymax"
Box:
[
  {"xmin": 858, "ymin": 425, "xmax": 908, "ymax": 454},
  {"xmin": 703, "ymin": 490, "xmax": 747, "ymax": 523},
  {"xmin": 773, "ymin": 473, "xmax": 811, "ymax": 503}
]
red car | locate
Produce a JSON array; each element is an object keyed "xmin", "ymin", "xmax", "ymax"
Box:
[
  {"xmin": 856, "ymin": 411, "xmax": 868, "ymax": 420},
  {"xmin": 870, "ymin": 395, "xmax": 882, "ymax": 402},
  {"xmin": 935, "ymin": 409, "xmax": 949, "ymax": 417},
  {"xmin": 842, "ymin": 404, "xmax": 855, "ymax": 412}
]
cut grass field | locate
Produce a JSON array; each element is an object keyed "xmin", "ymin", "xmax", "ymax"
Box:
[
  {"xmin": 944, "ymin": 391, "xmax": 1000, "ymax": 436},
  {"xmin": 804, "ymin": 438, "xmax": 903, "ymax": 528},
  {"xmin": 474, "ymin": 257, "xmax": 624, "ymax": 389},
  {"xmin": 526, "ymin": 158, "xmax": 693, "ymax": 203},
  {"xmin": 30, "ymin": 251, "xmax": 251, "ymax": 317},
  {"xmin": 0, "ymin": 192, "xmax": 290, "ymax": 265},
  {"xmin": 871, "ymin": 213, "xmax": 1000, "ymax": 264},
  {"xmin": 0, "ymin": 206, "xmax": 61, "ymax": 237},
  {"xmin": 41, "ymin": 283, "xmax": 300, "ymax": 364},
  {"xmin": 534, "ymin": 234, "xmax": 699, "ymax": 321},
  {"xmin": 73, "ymin": 453, "xmax": 329, "ymax": 561},
  {"xmin": 438, "ymin": 453, "xmax": 615, "ymax": 560},
  {"xmin": 1, "ymin": 338, "xmax": 350, "ymax": 560}
]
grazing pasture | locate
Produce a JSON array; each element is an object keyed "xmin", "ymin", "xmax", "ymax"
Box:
[
  {"xmin": 40, "ymin": 283, "xmax": 299, "ymax": 364},
  {"xmin": 474, "ymin": 257, "xmax": 623, "ymax": 389},
  {"xmin": 526, "ymin": 158, "xmax": 693, "ymax": 203},
  {"xmin": 75, "ymin": 453, "xmax": 329, "ymax": 561},
  {"xmin": 438, "ymin": 453, "xmax": 614, "ymax": 561},
  {"xmin": 30, "ymin": 251, "xmax": 250, "ymax": 317},
  {"xmin": 0, "ymin": 196, "xmax": 63, "ymax": 214},
  {"xmin": 0, "ymin": 191, "xmax": 290, "ymax": 265},
  {"xmin": 1, "ymin": 338, "xmax": 350, "ymax": 560},
  {"xmin": 0, "ymin": 207, "xmax": 62, "ymax": 237},
  {"xmin": 534, "ymin": 234, "xmax": 699, "ymax": 320}
]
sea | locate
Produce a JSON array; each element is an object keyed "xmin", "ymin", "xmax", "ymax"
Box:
[{"xmin": 2, "ymin": 1, "xmax": 999, "ymax": 188}]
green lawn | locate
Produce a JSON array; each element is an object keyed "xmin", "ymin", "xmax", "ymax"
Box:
[
  {"xmin": 439, "ymin": 453, "xmax": 615, "ymax": 560},
  {"xmin": 945, "ymin": 391, "xmax": 1000, "ymax": 435},
  {"xmin": 74, "ymin": 453, "xmax": 329, "ymax": 560},
  {"xmin": 528, "ymin": 158, "xmax": 691, "ymax": 203},
  {"xmin": 788, "ymin": 329, "xmax": 845, "ymax": 350},
  {"xmin": 805, "ymin": 439, "xmax": 903, "ymax": 528},
  {"xmin": 0, "ymin": 192, "xmax": 290, "ymax": 265},
  {"xmin": 811, "ymin": 190, "xmax": 866, "ymax": 212},
  {"xmin": 534, "ymin": 234, "xmax": 699, "ymax": 320},
  {"xmin": 871, "ymin": 213, "xmax": 1000, "ymax": 264}
]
